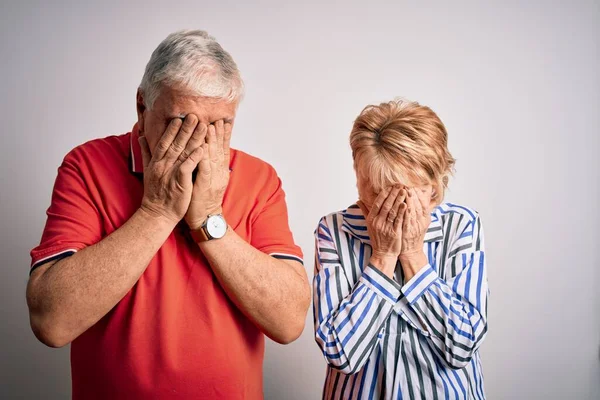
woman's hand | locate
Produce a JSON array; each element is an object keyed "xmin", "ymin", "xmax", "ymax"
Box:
[
  {"xmin": 358, "ymin": 186, "xmax": 407, "ymax": 278},
  {"xmin": 399, "ymin": 188, "xmax": 431, "ymax": 281}
]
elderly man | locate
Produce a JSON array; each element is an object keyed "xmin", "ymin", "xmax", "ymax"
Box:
[{"xmin": 26, "ymin": 30, "xmax": 310, "ymax": 399}]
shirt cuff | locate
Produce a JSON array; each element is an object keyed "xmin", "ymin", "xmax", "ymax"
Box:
[
  {"xmin": 360, "ymin": 265, "xmax": 402, "ymax": 304},
  {"xmin": 269, "ymin": 252, "xmax": 304, "ymax": 265},
  {"xmin": 401, "ymin": 264, "xmax": 438, "ymax": 304}
]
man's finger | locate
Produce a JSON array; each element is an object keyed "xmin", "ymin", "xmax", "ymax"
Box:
[
  {"xmin": 207, "ymin": 124, "xmax": 219, "ymax": 164},
  {"xmin": 154, "ymin": 118, "xmax": 183, "ymax": 160},
  {"xmin": 164, "ymin": 115, "xmax": 198, "ymax": 163},
  {"xmin": 197, "ymin": 142, "xmax": 211, "ymax": 186},
  {"xmin": 179, "ymin": 146, "xmax": 204, "ymax": 180},
  {"xmin": 215, "ymin": 120, "xmax": 225, "ymax": 157},
  {"xmin": 223, "ymin": 122, "xmax": 232, "ymax": 168},
  {"xmin": 177, "ymin": 122, "xmax": 207, "ymax": 165}
]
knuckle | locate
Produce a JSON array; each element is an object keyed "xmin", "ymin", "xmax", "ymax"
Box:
[
  {"xmin": 170, "ymin": 142, "xmax": 184, "ymax": 153},
  {"xmin": 157, "ymin": 141, "xmax": 169, "ymax": 151}
]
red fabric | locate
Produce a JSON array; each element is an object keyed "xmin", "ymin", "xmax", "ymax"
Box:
[{"xmin": 30, "ymin": 124, "xmax": 303, "ymax": 399}]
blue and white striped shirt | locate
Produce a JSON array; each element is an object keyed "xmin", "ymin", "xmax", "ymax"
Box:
[{"xmin": 313, "ymin": 202, "xmax": 488, "ymax": 399}]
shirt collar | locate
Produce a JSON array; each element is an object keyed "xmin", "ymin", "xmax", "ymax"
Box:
[
  {"xmin": 129, "ymin": 123, "xmax": 144, "ymax": 174},
  {"xmin": 340, "ymin": 203, "xmax": 444, "ymax": 246}
]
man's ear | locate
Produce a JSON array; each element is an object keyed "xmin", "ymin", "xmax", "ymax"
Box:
[{"xmin": 136, "ymin": 89, "xmax": 146, "ymax": 133}]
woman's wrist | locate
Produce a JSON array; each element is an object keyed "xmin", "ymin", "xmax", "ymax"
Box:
[
  {"xmin": 369, "ymin": 252, "xmax": 398, "ymax": 278},
  {"xmin": 399, "ymin": 251, "xmax": 428, "ymax": 281}
]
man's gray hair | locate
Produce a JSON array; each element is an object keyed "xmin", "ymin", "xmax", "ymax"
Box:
[{"xmin": 139, "ymin": 30, "xmax": 244, "ymax": 109}]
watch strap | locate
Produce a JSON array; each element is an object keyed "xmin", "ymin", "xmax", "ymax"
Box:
[{"xmin": 190, "ymin": 224, "xmax": 210, "ymax": 243}]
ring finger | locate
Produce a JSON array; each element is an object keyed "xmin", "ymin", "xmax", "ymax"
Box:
[
  {"xmin": 391, "ymin": 188, "xmax": 407, "ymax": 228},
  {"xmin": 380, "ymin": 186, "xmax": 402, "ymax": 223},
  {"xmin": 164, "ymin": 115, "xmax": 198, "ymax": 163},
  {"xmin": 177, "ymin": 122, "xmax": 207, "ymax": 165}
]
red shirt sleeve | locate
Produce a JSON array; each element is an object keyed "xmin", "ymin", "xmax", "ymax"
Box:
[
  {"xmin": 249, "ymin": 166, "xmax": 303, "ymax": 264},
  {"xmin": 30, "ymin": 149, "xmax": 103, "ymax": 271}
]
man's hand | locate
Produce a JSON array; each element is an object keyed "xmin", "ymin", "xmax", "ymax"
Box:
[
  {"xmin": 399, "ymin": 187, "xmax": 431, "ymax": 280},
  {"xmin": 139, "ymin": 115, "xmax": 206, "ymax": 224},
  {"xmin": 357, "ymin": 186, "xmax": 407, "ymax": 278},
  {"xmin": 185, "ymin": 120, "xmax": 232, "ymax": 230}
]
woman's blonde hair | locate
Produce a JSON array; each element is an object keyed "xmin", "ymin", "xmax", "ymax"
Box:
[{"xmin": 350, "ymin": 98, "xmax": 455, "ymax": 203}]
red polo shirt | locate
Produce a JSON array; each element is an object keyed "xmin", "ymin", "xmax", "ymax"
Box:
[{"xmin": 30, "ymin": 124, "xmax": 304, "ymax": 399}]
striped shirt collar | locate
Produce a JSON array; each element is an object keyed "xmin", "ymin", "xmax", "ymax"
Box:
[{"xmin": 340, "ymin": 203, "xmax": 444, "ymax": 245}]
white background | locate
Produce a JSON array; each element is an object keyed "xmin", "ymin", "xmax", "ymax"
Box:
[{"xmin": 1, "ymin": 1, "xmax": 598, "ymax": 399}]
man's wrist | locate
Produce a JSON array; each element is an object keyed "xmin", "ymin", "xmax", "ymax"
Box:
[
  {"xmin": 187, "ymin": 207, "xmax": 224, "ymax": 231},
  {"xmin": 136, "ymin": 207, "xmax": 178, "ymax": 231},
  {"xmin": 196, "ymin": 225, "xmax": 231, "ymax": 250}
]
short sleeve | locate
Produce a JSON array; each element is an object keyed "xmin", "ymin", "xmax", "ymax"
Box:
[
  {"xmin": 249, "ymin": 167, "xmax": 303, "ymax": 264},
  {"xmin": 30, "ymin": 151, "xmax": 103, "ymax": 272}
]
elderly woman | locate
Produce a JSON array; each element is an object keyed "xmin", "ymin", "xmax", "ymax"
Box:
[{"xmin": 313, "ymin": 99, "xmax": 488, "ymax": 399}]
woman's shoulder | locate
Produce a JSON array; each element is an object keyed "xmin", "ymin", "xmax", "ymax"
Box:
[
  {"xmin": 434, "ymin": 202, "xmax": 479, "ymax": 220},
  {"xmin": 316, "ymin": 203, "xmax": 362, "ymax": 226},
  {"xmin": 433, "ymin": 202, "xmax": 482, "ymax": 239}
]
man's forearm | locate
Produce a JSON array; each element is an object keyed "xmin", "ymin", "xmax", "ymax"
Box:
[
  {"xmin": 27, "ymin": 208, "xmax": 176, "ymax": 347},
  {"xmin": 198, "ymin": 229, "xmax": 310, "ymax": 344}
]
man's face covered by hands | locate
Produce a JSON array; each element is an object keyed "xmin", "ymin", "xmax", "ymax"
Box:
[{"xmin": 136, "ymin": 84, "xmax": 237, "ymax": 155}]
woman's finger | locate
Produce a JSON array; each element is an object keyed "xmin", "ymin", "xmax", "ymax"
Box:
[
  {"xmin": 411, "ymin": 188, "xmax": 423, "ymax": 216},
  {"xmin": 402, "ymin": 198, "xmax": 413, "ymax": 234},
  {"xmin": 370, "ymin": 187, "xmax": 391, "ymax": 219},
  {"xmin": 404, "ymin": 190, "xmax": 416, "ymax": 226},
  {"xmin": 393, "ymin": 202, "xmax": 407, "ymax": 231},
  {"xmin": 381, "ymin": 186, "xmax": 402, "ymax": 222},
  {"xmin": 391, "ymin": 188, "xmax": 407, "ymax": 224},
  {"xmin": 416, "ymin": 188, "xmax": 430, "ymax": 217}
]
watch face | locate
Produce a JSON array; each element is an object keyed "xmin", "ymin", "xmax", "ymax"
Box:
[{"xmin": 206, "ymin": 215, "xmax": 227, "ymax": 239}]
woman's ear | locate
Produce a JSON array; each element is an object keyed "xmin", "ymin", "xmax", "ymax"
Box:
[{"xmin": 430, "ymin": 182, "xmax": 443, "ymax": 208}]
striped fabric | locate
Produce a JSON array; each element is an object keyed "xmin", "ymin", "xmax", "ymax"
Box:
[{"xmin": 313, "ymin": 202, "xmax": 488, "ymax": 400}]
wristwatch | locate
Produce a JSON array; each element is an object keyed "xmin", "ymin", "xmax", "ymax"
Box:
[{"xmin": 190, "ymin": 214, "xmax": 228, "ymax": 243}]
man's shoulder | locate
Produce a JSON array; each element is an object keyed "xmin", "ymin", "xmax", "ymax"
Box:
[
  {"xmin": 231, "ymin": 148, "xmax": 274, "ymax": 171},
  {"xmin": 63, "ymin": 132, "xmax": 130, "ymax": 168},
  {"xmin": 231, "ymin": 149, "xmax": 280, "ymax": 184}
]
